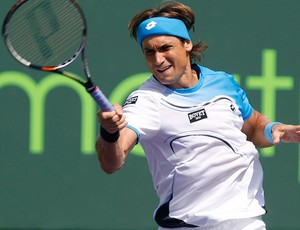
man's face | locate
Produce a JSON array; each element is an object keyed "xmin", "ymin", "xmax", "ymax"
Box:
[{"xmin": 142, "ymin": 35, "xmax": 193, "ymax": 88}]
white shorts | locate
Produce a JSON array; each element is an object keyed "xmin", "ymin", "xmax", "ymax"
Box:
[{"xmin": 158, "ymin": 216, "xmax": 266, "ymax": 230}]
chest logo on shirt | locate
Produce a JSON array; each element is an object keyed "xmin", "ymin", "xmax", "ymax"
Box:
[
  {"xmin": 188, "ymin": 108, "xmax": 207, "ymax": 123},
  {"xmin": 123, "ymin": 96, "xmax": 138, "ymax": 107}
]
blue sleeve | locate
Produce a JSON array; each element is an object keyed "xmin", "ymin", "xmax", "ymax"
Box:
[{"xmin": 229, "ymin": 76, "xmax": 253, "ymax": 120}]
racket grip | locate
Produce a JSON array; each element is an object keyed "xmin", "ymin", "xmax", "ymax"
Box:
[{"xmin": 90, "ymin": 86, "xmax": 114, "ymax": 111}]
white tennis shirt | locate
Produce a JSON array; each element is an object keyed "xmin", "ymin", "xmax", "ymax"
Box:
[{"xmin": 123, "ymin": 65, "xmax": 266, "ymax": 228}]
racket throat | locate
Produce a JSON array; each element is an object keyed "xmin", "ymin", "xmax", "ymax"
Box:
[{"xmin": 84, "ymin": 80, "xmax": 97, "ymax": 93}]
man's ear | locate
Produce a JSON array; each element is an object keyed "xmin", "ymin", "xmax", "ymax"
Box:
[{"xmin": 184, "ymin": 40, "xmax": 193, "ymax": 51}]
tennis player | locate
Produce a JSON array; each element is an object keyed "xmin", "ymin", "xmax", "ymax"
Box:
[{"xmin": 96, "ymin": 2, "xmax": 300, "ymax": 229}]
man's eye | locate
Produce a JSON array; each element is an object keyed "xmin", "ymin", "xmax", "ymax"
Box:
[
  {"xmin": 145, "ymin": 50, "xmax": 154, "ymax": 55},
  {"xmin": 160, "ymin": 45, "xmax": 172, "ymax": 52}
]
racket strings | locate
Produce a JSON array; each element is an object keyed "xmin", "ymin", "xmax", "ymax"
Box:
[{"xmin": 5, "ymin": 0, "xmax": 85, "ymax": 67}]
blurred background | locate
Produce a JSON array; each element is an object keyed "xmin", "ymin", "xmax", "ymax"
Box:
[{"xmin": 0, "ymin": 0, "xmax": 299, "ymax": 229}]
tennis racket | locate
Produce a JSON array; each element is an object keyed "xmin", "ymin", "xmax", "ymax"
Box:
[{"xmin": 2, "ymin": 0, "xmax": 114, "ymax": 112}]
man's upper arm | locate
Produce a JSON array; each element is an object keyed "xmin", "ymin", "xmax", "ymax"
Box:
[
  {"xmin": 120, "ymin": 127, "xmax": 139, "ymax": 155},
  {"xmin": 242, "ymin": 110, "xmax": 272, "ymax": 147}
]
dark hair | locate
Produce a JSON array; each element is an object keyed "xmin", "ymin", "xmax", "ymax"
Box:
[{"xmin": 128, "ymin": 1, "xmax": 207, "ymax": 63}]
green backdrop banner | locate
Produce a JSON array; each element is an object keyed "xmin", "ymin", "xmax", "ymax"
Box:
[{"xmin": 1, "ymin": 1, "xmax": 299, "ymax": 229}]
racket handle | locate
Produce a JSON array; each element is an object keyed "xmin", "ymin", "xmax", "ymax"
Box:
[{"xmin": 90, "ymin": 86, "xmax": 114, "ymax": 111}]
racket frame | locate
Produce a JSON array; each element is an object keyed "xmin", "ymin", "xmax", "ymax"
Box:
[{"xmin": 2, "ymin": 0, "xmax": 114, "ymax": 111}]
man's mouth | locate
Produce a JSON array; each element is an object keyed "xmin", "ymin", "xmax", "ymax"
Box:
[{"xmin": 157, "ymin": 65, "xmax": 171, "ymax": 73}]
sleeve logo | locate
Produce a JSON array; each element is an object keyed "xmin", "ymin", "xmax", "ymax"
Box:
[{"xmin": 123, "ymin": 96, "xmax": 138, "ymax": 107}]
